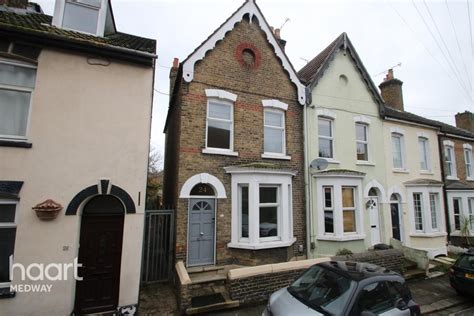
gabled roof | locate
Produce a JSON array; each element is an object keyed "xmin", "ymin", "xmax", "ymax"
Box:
[
  {"xmin": 297, "ymin": 32, "xmax": 384, "ymax": 108},
  {"xmin": 181, "ymin": 0, "xmax": 306, "ymax": 105},
  {"xmin": 0, "ymin": 8, "xmax": 156, "ymax": 65}
]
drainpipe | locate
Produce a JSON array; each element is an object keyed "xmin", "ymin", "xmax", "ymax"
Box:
[
  {"xmin": 437, "ymin": 132, "xmax": 451, "ymax": 244},
  {"xmin": 303, "ymin": 98, "xmax": 313, "ymax": 258}
]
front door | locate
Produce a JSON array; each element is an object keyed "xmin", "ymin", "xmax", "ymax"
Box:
[
  {"xmin": 75, "ymin": 214, "xmax": 124, "ymax": 314},
  {"xmin": 390, "ymin": 202, "xmax": 401, "ymax": 241},
  {"xmin": 368, "ymin": 197, "xmax": 381, "ymax": 245},
  {"xmin": 188, "ymin": 198, "xmax": 215, "ymax": 266}
]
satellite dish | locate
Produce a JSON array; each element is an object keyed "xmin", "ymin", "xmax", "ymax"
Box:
[{"xmin": 310, "ymin": 158, "xmax": 329, "ymax": 171}]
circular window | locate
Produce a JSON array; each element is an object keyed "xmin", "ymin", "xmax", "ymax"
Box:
[{"xmin": 242, "ymin": 49, "xmax": 256, "ymax": 67}]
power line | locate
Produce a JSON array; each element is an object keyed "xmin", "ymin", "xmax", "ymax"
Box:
[
  {"xmin": 422, "ymin": 0, "xmax": 471, "ymax": 90},
  {"xmin": 411, "ymin": 0, "xmax": 471, "ymax": 98},
  {"xmin": 467, "ymin": 0, "xmax": 474, "ymax": 62},
  {"xmin": 387, "ymin": 1, "xmax": 472, "ymax": 102},
  {"xmin": 445, "ymin": 0, "xmax": 472, "ymax": 94}
]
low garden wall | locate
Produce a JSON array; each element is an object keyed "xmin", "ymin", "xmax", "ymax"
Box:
[{"xmin": 228, "ymin": 249, "xmax": 404, "ymax": 305}]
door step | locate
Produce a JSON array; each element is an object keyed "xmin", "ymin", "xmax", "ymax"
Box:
[
  {"xmin": 403, "ymin": 268, "xmax": 426, "ymax": 280},
  {"xmin": 186, "ymin": 290, "xmax": 239, "ymax": 315}
]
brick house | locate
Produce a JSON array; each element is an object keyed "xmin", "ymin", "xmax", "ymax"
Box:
[
  {"xmin": 0, "ymin": 0, "xmax": 155, "ymax": 314},
  {"xmin": 163, "ymin": 0, "xmax": 306, "ymax": 268},
  {"xmin": 439, "ymin": 111, "xmax": 474, "ymax": 247}
]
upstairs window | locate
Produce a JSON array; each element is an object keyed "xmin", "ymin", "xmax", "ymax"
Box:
[
  {"xmin": 264, "ymin": 109, "xmax": 285, "ymax": 155},
  {"xmin": 318, "ymin": 117, "xmax": 334, "ymax": 159},
  {"xmin": 464, "ymin": 145, "xmax": 473, "ymax": 179},
  {"xmin": 418, "ymin": 137, "xmax": 430, "ymax": 171},
  {"xmin": 206, "ymin": 99, "xmax": 233, "ymax": 150},
  {"xmin": 355, "ymin": 123, "xmax": 368, "ymax": 161},
  {"xmin": 0, "ymin": 60, "xmax": 37, "ymax": 140},
  {"xmin": 444, "ymin": 143, "xmax": 457, "ymax": 178},
  {"xmin": 63, "ymin": 0, "xmax": 102, "ymax": 35},
  {"xmin": 391, "ymin": 133, "xmax": 405, "ymax": 169}
]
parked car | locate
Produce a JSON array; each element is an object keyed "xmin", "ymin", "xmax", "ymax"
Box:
[
  {"xmin": 449, "ymin": 248, "xmax": 474, "ymax": 296},
  {"xmin": 263, "ymin": 261, "xmax": 420, "ymax": 316}
]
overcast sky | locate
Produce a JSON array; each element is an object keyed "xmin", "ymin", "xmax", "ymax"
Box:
[{"xmin": 36, "ymin": 0, "xmax": 474, "ymax": 156}]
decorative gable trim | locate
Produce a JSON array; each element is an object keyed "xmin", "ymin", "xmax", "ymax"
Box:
[{"xmin": 182, "ymin": 0, "xmax": 306, "ymax": 105}]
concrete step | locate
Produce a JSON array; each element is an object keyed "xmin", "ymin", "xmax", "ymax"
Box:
[
  {"xmin": 186, "ymin": 299, "xmax": 239, "ymax": 315},
  {"xmin": 189, "ymin": 274, "xmax": 227, "ymax": 285},
  {"xmin": 433, "ymin": 256, "xmax": 456, "ymax": 265},
  {"xmin": 187, "ymin": 265, "xmax": 226, "ymax": 274},
  {"xmin": 403, "ymin": 268, "xmax": 426, "ymax": 280}
]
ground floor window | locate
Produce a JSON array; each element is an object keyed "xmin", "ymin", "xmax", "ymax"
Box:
[
  {"xmin": 447, "ymin": 192, "xmax": 474, "ymax": 234},
  {"xmin": 226, "ymin": 167, "xmax": 296, "ymax": 250},
  {"xmin": 315, "ymin": 176, "xmax": 364, "ymax": 241},
  {"xmin": 0, "ymin": 200, "xmax": 17, "ymax": 288},
  {"xmin": 407, "ymin": 186, "xmax": 444, "ymax": 236}
]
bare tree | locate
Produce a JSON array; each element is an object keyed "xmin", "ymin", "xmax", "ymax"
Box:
[{"xmin": 148, "ymin": 146, "xmax": 163, "ymax": 174}]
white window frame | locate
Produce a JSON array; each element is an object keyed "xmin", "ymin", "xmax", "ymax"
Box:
[
  {"xmin": 53, "ymin": 0, "xmax": 107, "ymax": 36},
  {"xmin": 318, "ymin": 117, "xmax": 335, "ymax": 160},
  {"xmin": 238, "ymin": 184, "xmax": 249, "ymax": 241},
  {"xmin": 226, "ymin": 169, "xmax": 296, "ymax": 250},
  {"xmin": 322, "ymin": 186, "xmax": 334, "ymax": 234},
  {"xmin": 258, "ymin": 184, "xmax": 281, "ymax": 242},
  {"xmin": 262, "ymin": 107, "xmax": 288, "ymax": 159},
  {"xmin": 391, "ymin": 132, "xmax": 406, "ymax": 171},
  {"xmin": 202, "ymin": 89, "xmax": 238, "ymax": 157},
  {"xmin": 342, "ymin": 186, "xmax": 357, "ymax": 233},
  {"xmin": 0, "ymin": 58, "xmax": 37, "ymax": 141},
  {"xmin": 316, "ymin": 177, "xmax": 365, "ymax": 241},
  {"xmin": 418, "ymin": 137, "xmax": 431, "ymax": 172},
  {"xmin": 355, "ymin": 122, "xmax": 369, "ymax": 162},
  {"xmin": 429, "ymin": 193, "xmax": 440, "ymax": 231},
  {"xmin": 413, "ymin": 192, "xmax": 424, "ymax": 232},
  {"xmin": 406, "ymin": 186, "xmax": 446, "ymax": 237},
  {"xmin": 0, "ymin": 200, "xmax": 18, "ymax": 289},
  {"xmin": 444, "ymin": 140, "xmax": 458, "ymax": 180},
  {"xmin": 463, "ymin": 144, "xmax": 473, "ymax": 181},
  {"xmin": 447, "ymin": 193, "xmax": 474, "ymax": 235}
]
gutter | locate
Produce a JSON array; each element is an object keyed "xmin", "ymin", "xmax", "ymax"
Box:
[
  {"xmin": 303, "ymin": 98, "xmax": 313, "ymax": 258},
  {"xmin": 437, "ymin": 132, "xmax": 451, "ymax": 244},
  {"xmin": 0, "ymin": 27, "xmax": 157, "ymax": 66}
]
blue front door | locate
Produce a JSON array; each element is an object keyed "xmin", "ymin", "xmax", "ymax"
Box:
[{"xmin": 188, "ymin": 199, "xmax": 215, "ymax": 266}]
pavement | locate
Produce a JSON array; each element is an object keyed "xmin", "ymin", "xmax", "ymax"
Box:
[{"xmin": 138, "ymin": 274, "xmax": 473, "ymax": 315}]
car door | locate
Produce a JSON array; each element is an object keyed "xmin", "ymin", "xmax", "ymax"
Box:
[{"xmin": 351, "ymin": 281, "xmax": 411, "ymax": 316}]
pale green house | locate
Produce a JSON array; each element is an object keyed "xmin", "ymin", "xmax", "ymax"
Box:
[{"xmin": 299, "ymin": 33, "xmax": 391, "ymax": 257}]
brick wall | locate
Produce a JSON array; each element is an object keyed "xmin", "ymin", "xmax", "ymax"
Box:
[
  {"xmin": 228, "ymin": 249, "xmax": 404, "ymax": 304},
  {"xmin": 167, "ymin": 17, "xmax": 305, "ymax": 265},
  {"xmin": 440, "ymin": 136, "xmax": 474, "ymax": 185}
]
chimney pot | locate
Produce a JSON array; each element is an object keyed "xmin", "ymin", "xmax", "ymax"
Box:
[
  {"xmin": 274, "ymin": 28, "xmax": 281, "ymax": 39},
  {"xmin": 172, "ymin": 57, "xmax": 179, "ymax": 69}
]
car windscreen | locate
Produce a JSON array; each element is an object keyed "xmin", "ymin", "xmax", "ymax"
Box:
[
  {"xmin": 288, "ymin": 265, "xmax": 356, "ymax": 315},
  {"xmin": 456, "ymin": 254, "xmax": 474, "ymax": 270}
]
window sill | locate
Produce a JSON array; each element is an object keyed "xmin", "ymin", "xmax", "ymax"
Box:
[
  {"xmin": 392, "ymin": 168, "xmax": 409, "ymax": 174},
  {"xmin": 410, "ymin": 232, "xmax": 447, "ymax": 238},
  {"xmin": 202, "ymin": 148, "xmax": 238, "ymax": 157},
  {"xmin": 228, "ymin": 238, "xmax": 296, "ymax": 250},
  {"xmin": 420, "ymin": 171, "xmax": 434, "ymax": 175},
  {"xmin": 317, "ymin": 234, "xmax": 366, "ymax": 242},
  {"xmin": 466, "ymin": 177, "xmax": 474, "ymax": 182},
  {"xmin": 356, "ymin": 161, "xmax": 375, "ymax": 166},
  {"xmin": 261, "ymin": 153, "xmax": 291, "ymax": 160},
  {"xmin": 0, "ymin": 139, "xmax": 32, "ymax": 148},
  {"xmin": 446, "ymin": 176, "xmax": 459, "ymax": 180}
]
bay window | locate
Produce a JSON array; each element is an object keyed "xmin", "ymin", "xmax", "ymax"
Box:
[
  {"xmin": 323, "ymin": 186, "xmax": 334, "ymax": 234},
  {"xmin": 226, "ymin": 167, "xmax": 295, "ymax": 249},
  {"xmin": 448, "ymin": 193, "xmax": 474, "ymax": 235},
  {"xmin": 407, "ymin": 185, "xmax": 445, "ymax": 236},
  {"xmin": 342, "ymin": 187, "xmax": 356, "ymax": 233}
]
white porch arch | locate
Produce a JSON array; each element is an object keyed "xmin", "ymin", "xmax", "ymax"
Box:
[
  {"xmin": 364, "ymin": 179, "xmax": 387, "ymax": 203},
  {"xmin": 387, "ymin": 186, "xmax": 406, "ymax": 203},
  {"xmin": 179, "ymin": 173, "xmax": 227, "ymax": 199}
]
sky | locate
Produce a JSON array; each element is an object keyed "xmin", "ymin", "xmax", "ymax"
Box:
[{"xmin": 35, "ymin": 0, "xmax": 474, "ymax": 157}]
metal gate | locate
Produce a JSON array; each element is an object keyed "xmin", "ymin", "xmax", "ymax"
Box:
[{"xmin": 141, "ymin": 209, "xmax": 174, "ymax": 284}]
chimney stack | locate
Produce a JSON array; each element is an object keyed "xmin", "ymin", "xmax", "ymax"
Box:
[
  {"xmin": 273, "ymin": 28, "xmax": 286, "ymax": 51},
  {"xmin": 455, "ymin": 111, "xmax": 474, "ymax": 133},
  {"xmin": 169, "ymin": 57, "xmax": 179, "ymax": 95},
  {"xmin": 0, "ymin": 0, "xmax": 28, "ymax": 8},
  {"xmin": 379, "ymin": 69, "xmax": 404, "ymax": 111}
]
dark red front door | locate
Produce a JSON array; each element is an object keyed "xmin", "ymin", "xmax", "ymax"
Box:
[{"xmin": 74, "ymin": 214, "xmax": 124, "ymax": 314}]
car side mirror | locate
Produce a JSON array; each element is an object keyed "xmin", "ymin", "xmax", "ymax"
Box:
[
  {"xmin": 361, "ymin": 311, "xmax": 376, "ymax": 316},
  {"xmin": 395, "ymin": 298, "xmax": 407, "ymax": 310}
]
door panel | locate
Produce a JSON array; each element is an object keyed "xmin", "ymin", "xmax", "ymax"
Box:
[
  {"xmin": 369, "ymin": 198, "xmax": 381, "ymax": 245},
  {"xmin": 188, "ymin": 199, "xmax": 215, "ymax": 266},
  {"xmin": 390, "ymin": 203, "xmax": 401, "ymax": 241},
  {"xmin": 75, "ymin": 215, "xmax": 124, "ymax": 314}
]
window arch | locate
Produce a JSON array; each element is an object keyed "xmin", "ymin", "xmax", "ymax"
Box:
[{"xmin": 180, "ymin": 173, "xmax": 226, "ymax": 199}]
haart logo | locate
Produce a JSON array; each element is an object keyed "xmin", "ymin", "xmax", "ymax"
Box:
[{"xmin": 8, "ymin": 256, "xmax": 83, "ymax": 293}]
